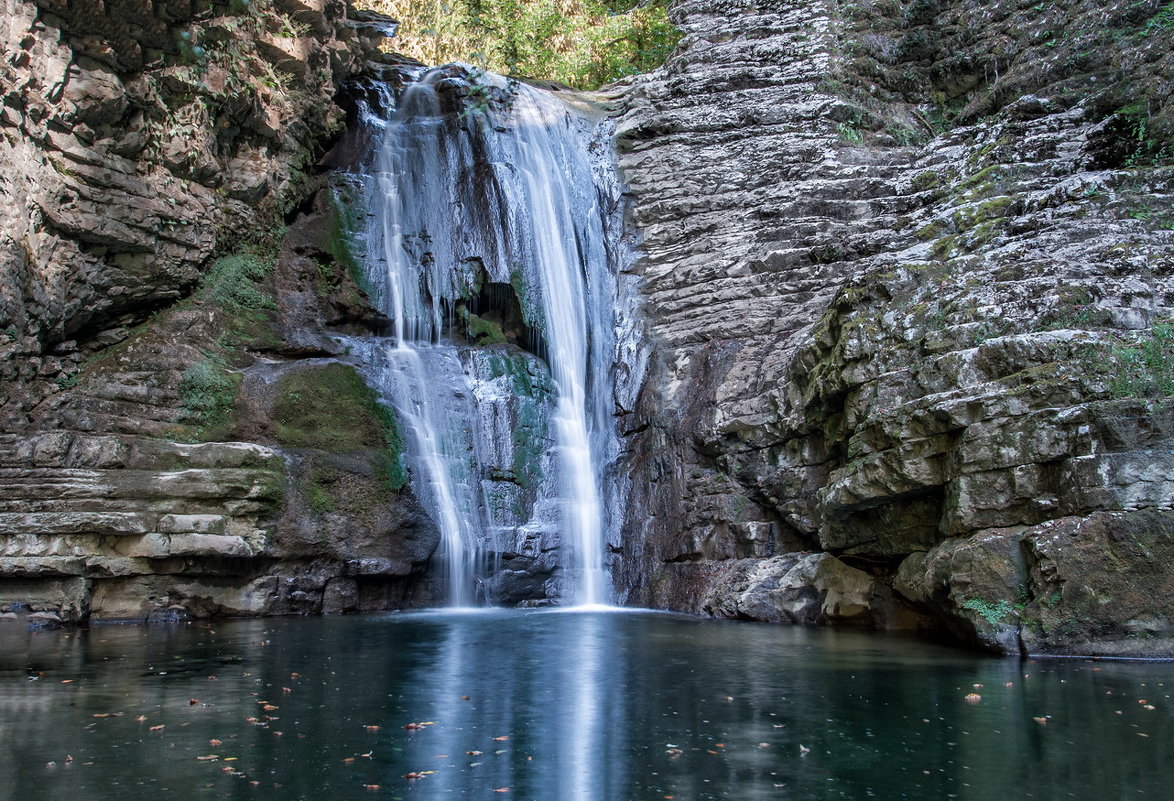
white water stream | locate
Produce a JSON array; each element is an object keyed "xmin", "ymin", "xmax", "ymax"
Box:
[{"xmin": 352, "ymin": 67, "xmax": 631, "ymax": 606}]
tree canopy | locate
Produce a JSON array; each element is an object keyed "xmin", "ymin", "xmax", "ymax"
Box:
[{"xmin": 358, "ymin": 0, "xmax": 680, "ymax": 88}]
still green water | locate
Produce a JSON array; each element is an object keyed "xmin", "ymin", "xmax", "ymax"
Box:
[{"xmin": 0, "ymin": 609, "xmax": 1170, "ymax": 800}]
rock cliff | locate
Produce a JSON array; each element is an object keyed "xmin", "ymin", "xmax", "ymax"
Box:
[
  {"xmin": 613, "ymin": 0, "xmax": 1174, "ymax": 656},
  {"xmin": 4, "ymin": 0, "xmax": 1174, "ymax": 656},
  {"xmin": 0, "ymin": 0, "xmax": 441, "ymax": 622}
]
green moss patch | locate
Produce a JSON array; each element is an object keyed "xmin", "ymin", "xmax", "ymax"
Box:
[
  {"xmin": 179, "ymin": 357, "xmax": 241, "ymax": 441},
  {"xmin": 273, "ymin": 363, "xmax": 407, "ymax": 489}
]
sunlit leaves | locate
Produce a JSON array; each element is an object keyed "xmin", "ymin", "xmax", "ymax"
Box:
[{"xmin": 357, "ymin": 0, "xmax": 680, "ymax": 88}]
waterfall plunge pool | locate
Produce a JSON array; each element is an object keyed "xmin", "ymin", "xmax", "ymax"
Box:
[{"xmin": 1, "ymin": 611, "xmax": 1171, "ymax": 800}]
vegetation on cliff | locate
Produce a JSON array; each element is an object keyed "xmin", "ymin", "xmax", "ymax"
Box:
[{"xmin": 358, "ymin": 0, "xmax": 680, "ymax": 87}]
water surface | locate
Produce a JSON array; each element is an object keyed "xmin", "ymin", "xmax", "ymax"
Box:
[{"xmin": 0, "ymin": 611, "xmax": 1170, "ymax": 800}]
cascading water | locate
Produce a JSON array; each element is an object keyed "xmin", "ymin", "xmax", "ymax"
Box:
[{"xmin": 344, "ymin": 66, "xmax": 637, "ymax": 607}]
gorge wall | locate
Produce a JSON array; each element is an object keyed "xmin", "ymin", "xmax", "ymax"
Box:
[
  {"xmin": 612, "ymin": 0, "xmax": 1174, "ymax": 655},
  {"xmin": 3, "ymin": 0, "xmax": 1174, "ymax": 658},
  {"xmin": 0, "ymin": 0, "xmax": 444, "ymax": 622}
]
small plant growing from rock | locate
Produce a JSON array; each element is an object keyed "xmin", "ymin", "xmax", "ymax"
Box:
[{"xmin": 961, "ymin": 597, "xmax": 1016, "ymax": 624}]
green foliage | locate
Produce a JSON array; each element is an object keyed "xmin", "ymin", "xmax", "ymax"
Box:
[
  {"xmin": 961, "ymin": 597, "xmax": 1016, "ymax": 625},
  {"xmin": 359, "ymin": 0, "xmax": 681, "ymax": 88},
  {"xmin": 1144, "ymin": 1, "xmax": 1174, "ymax": 33},
  {"xmin": 1117, "ymin": 103, "xmax": 1174, "ymax": 167},
  {"xmin": 1105, "ymin": 322, "xmax": 1174, "ymax": 398},
  {"xmin": 836, "ymin": 122, "xmax": 864, "ymax": 144},
  {"xmin": 179, "ymin": 357, "xmax": 241, "ymax": 439},
  {"xmin": 273, "ymin": 364, "xmax": 408, "ymax": 489},
  {"xmin": 200, "ymin": 254, "xmax": 276, "ymax": 311}
]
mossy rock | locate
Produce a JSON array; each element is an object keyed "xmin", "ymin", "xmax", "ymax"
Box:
[{"xmin": 273, "ymin": 363, "xmax": 407, "ymax": 488}]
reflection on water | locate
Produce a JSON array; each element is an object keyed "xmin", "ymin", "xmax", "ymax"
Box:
[{"xmin": 1, "ymin": 611, "xmax": 1172, "ymax": 800}]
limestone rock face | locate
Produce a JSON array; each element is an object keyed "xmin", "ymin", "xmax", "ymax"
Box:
[
  {"xmin": 0, "ymin": 0, "xmax": 442, "ymax": 622},
  {"xmin": 0, "ymin": 0, "xmax": 386, "ymax": 425},
  {"xmin": 614, "ymin": 0, "xmax": 1174, "ymax": 655}
]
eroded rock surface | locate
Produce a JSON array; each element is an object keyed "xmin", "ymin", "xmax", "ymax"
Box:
[
  {"xmin": 614, "ymin": 0, "xmax": 1174, "ymax": 655},
  {"xmin": 0, "ymin": 0, "xmax": 441, "ymax": 621}
]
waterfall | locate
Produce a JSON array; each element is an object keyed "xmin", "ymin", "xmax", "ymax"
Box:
[{"xmin": 347, "ymin": 66, "xmax": 634, "ymax": 607}]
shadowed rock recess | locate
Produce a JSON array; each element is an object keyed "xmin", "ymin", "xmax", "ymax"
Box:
[
  {"xmin": 611, "ymin": 0, "xmax": 1174, "ymax": 655},
  {"xmin": 2, "ymin": 0, "xmax": 1173, "ymax": 657}
]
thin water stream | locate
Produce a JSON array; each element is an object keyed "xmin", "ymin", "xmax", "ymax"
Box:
[{"xmin": 2, "ymin": 612, "xmax": 1171, "ymax": 800}]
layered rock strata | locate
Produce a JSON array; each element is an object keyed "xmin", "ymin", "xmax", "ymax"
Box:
[
  {"xmin": 614, "ymin": 0, "xmax": 1174, "ymax": 655},
  {"xmin": 0, "ymin": 0, "xmax": 441, "ymax": 622}
]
